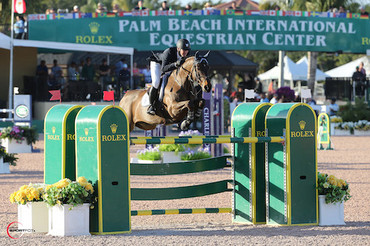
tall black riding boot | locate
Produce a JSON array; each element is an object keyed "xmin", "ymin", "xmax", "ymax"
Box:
[{"xmin": 147, "ymin": 87, "xmax": 159, "ymax": 115}]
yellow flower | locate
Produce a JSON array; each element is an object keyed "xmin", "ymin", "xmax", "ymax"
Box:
[
  {"xmin": 19, "ymin": 185, "xmax": 29, "ymax": 191},
  {"xmin": 77, "ymin": 177, "xmax": 88, "ymax": 187},
  {"xmin": 45, "ymin": 185, "xmax": 53, "ymax": 190},
  {"xmin": 9, "ymin": 192, "xmax": 16, "ymax": 203},
  {"xmin": 55, "ymin": 178, "xmax": 71, "ymax": 189},
  {"xmin": 85, "ymin": 183, "xmax": 94, "ymax": 193}
]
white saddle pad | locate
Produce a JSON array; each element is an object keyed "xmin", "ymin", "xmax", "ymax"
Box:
[{"xmin": 141, "ymin": 93, "xmax": 150, "ymax": 107}]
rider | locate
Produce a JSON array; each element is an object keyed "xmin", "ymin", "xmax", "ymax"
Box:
[{"xmin": 147, "ymin": 39, "xmax": 191, "ymax": 115}]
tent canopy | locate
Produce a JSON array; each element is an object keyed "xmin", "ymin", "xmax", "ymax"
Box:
[
  {"xmin": 0, "ymin": 33, "xmax": 134, "ymax": 55},
  {"xmin": 296, "ymin": 56, "xmax": 330, "ymax": 81},
  {"xmin": 326, "ymin": 56, "xmax": 370, "ymax": 78},
  {"xmin": 258, "ymin": 56, "xmax": 306, "ymax": 81}
]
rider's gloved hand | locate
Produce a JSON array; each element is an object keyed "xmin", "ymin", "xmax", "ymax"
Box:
[{"xmin": 175, "ymin": 57, "xmax": 186, "ymax": 68}]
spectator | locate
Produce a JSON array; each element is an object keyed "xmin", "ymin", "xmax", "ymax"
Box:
[
  {"xmin": 141, "ymin": 65, "xmax": 151, "ymax": 84},
  {"xmin": 184, "ymin": 4, "xmax": 192, "ymax": 10},
  {"xmin": 67, "ymin": 62, "xmax": 80, "ymax": 100},
  {"xmin": 49, "ymin": 59, "xmax": 64, "ymax": 90},
  {"xmin": 14, "ymin": 15, "xmax": 25, "ymax": 39},
  {"xmin": 78, "ymin": 59, "xmax": 85, "ymax": 76},
  {"xmin": 359, "ymin": 62, "xmax": 366, "ymax": 76},
  {"xmin": 254, "ymin": 77, "xmax": 263, "ymax": 94},
  {"xmin": 119, "ymin": 64, "xmax": 131, "ymax": 92},
  {"xmin": 112, "ymin": 3, "xmax": 122, "ymax": 13},
  {"xmin": 96, "ymin": 3, "xmax": 107, "ymax": 13},
  {"xmin": 98, "ymin": 59, "xmax": 111, "ymax": 91},
  {"xmin": 360, "ymin": 6, "xmax": 369, "ymax": 16},
  {"xmin": 328, "ymin": 98, "xmax": 339, "ymax": 116},
  {"xmin": 270, "ymin": 93, "xmax": 278, "ymax": 104},
  {"xmin": 339, "ymin": 6, "xmax": 345, "ymax": 13},
  {"xmin": 204, "ymin": 2, "xmax": 214, "ymax": 11},
  {"xmin": 274, "ymin": 5, "xmax": 280, "ymax": 11},
  {"xmin": 72, "ymin": 5, "xmax": 80, "ymax": 13},
  {"xmin": 159, "ymin": 1, "xmax": 170, "ymax": 11},
  {"xmin": 133, "ymin": 0, "xmax": 147, "ymax": 11},
  {"xmin": 115, "ymin": 58, "xmax": 126, "ymax": 78},
  {"xmin": 228, "ymin": 1, "xmax": 240, "ymax": 10},
  {"xmin": 352, "ymin": 66, "xmax": 366, "ymax": 97},
  {"xmin": 81, "ymin": 57, "xmax": 97, "ymax": 100},
  {"xmin": 260, "ymin": 93, "xmax": 269, "ymax": 103},
  {"xmin": 36, "ymin": 60, "xmax": 49, "ymax": 100},
  {"xmin": 45, "ymin": 9, "xmax": 55, "ymax": 14},
  {"xmin": 22, "ymin": 15, "xmax": 28, "ymax": 39}
]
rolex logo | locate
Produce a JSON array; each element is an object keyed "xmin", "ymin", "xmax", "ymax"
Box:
[
  {"xmin": 299, "ymin": 120, "xmax": 306, "ymax": 130},
  {"xmin": 84, "ymin": 128, "xmax": 89, "ymax": 136},
  {"xmin": 89, "ymin": 22, "xmax": 100, "ymax": 34},
  {"xmin": 110, "ymin": 124, "xmax": 118, "ymax": 134},
  {"xmin": 52, "ymin": 126, "xmax": 56, "ymax": 134}
]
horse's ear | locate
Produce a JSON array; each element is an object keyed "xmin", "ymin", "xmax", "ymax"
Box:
[
  {"xmin": 204, "ymin": 51, "xmax": 210, "ymax": 58},
  {"xmin": 195, "ymin": 51, "xmax": 199, "ymax": 59}
]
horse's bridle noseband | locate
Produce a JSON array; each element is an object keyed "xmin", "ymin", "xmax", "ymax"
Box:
[{"xmin": 180, "ymin": 58, "xmax": 209, "ymax": 96}]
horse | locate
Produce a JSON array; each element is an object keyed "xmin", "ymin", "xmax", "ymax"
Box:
[{"xmin": 119, "ymin": 52, "xmax": 212, "ymax": 132}]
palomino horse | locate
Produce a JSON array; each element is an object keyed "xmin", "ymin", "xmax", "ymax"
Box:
[{"xmin": 119, "ymin": 52, "xmax": 212, "ymax": 132}]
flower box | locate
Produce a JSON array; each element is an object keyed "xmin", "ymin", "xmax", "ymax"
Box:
[
  {"xmin": 1, "ymin": 138, "xmax": 32, "ymax": 153},
  {"xmin": 137, "ymin": 159, "xmax": 162, "ymax": 164},
  {"xmin": 162, "ymin": 151, "xmax": 182, "ymax": 163},
  {"xmin": 332, "ymin": 129, "xmax": 351, "ymax": 136},
  {"xmin": 0, "ymin": 157, "xmax": 10, "ymax": 174},
  {"xmin": 319, "ymin": 195, "xmax": 345, "ymax": 226},
  {"xmin": 354, "ymin": 130, "xmax": 370, "ymax": 136},
  {"xmin": 18, "ymin": 202, "xmax": 49, "ymax": 233},
  {"xmin": 48, "ymin": 203, "xmax": 90, "ymax": 236}
]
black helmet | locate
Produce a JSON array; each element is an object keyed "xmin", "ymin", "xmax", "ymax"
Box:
[{"xmin": 176, "ymin": 39, "xmax": 191, "ymax": 51}]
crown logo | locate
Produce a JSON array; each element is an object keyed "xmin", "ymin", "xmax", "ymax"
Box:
[
  {"xmin": 89, "ymin": 22, "xmax": 100, "ymax": 34},
  {"xmin": 110, "ymin": 124, "xmax": 118, "ymax": 134},
  {"xmin": 299, "ymin": 120, "xmax": 306, "ymax": 130},
  {"xmin": 52, "ymin": 126, "xmax": 56, "ymax": 134},
  {"xmin": 84, "ymin": 128, "xmax": 89, "ymax": 136}
]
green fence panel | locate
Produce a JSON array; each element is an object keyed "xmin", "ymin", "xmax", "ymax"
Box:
[
  {"xmin": 76, "ymin": 105, "xmax": 131, "ymax": 235},
  {"xmin": 44, "ymin": 104, "xmax": 82, "ymax": 184}
]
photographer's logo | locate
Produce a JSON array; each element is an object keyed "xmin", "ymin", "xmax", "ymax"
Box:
[{"xmin": 7, "ymin": 221, "xmax": 35, "ymax": 239}]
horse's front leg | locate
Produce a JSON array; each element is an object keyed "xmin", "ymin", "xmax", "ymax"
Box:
[{"xmin": 168, "ymin": 100, "xmax": 195, "ymax": 130}]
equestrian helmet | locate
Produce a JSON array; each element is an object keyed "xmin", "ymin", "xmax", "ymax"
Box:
[{"xmin": 176, "ymin": 39, "xmax": 191, "ymax": 51}]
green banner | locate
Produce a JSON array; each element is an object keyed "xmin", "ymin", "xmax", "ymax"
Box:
[{"xmin": 29, "ymin": 15, "xmax": 370, "ymax": 53}]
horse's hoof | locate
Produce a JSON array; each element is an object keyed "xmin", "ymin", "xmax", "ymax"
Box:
[{"xmin": 180, "ymin": 120, "xmax": 190, "ymax": 130}]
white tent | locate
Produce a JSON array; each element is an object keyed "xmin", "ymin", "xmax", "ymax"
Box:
[
  {"xmin": 296, "ymin": 56, "xmax": 330, "ymax": 81},
  {"xmin": 326, "ymin": 56, "xmax": 370, "ymax": 78},
  {"xmin": 0, "ymin": 32, "xmax": 11, "ymax": 50},
  {"xmin": 258, "ymin": 56, "xmax": 307, "ymax": 81}
]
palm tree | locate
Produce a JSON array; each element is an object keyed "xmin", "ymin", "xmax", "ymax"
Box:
[{"xmin": 292, "ymin": 0, "xmax": 348, "ymax": 95}]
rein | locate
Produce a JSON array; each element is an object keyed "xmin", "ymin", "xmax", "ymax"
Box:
[{"xmin": 175, "ymin": 58, "xmax": 207, "ymax": 97}]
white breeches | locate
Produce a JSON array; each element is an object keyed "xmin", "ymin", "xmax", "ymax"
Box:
[{"xmin": 150, "ymin": 61, "xmax": 161, "ymax": 89}]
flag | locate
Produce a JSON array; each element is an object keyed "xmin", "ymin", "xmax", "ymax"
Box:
[
  {"xmin": 234, "ymin": 10, "xmax": 244, "ymax": 16},
  {"xmin": 168, "ymin": 10, "xmax": 176, "ymax": 16},
  {"xmin": 106, "ymin": 13, "xmax": 116, "ymax": 18},
  {"xmin": 141, "ymin": 10, "xmax": 150, "ymax": 16},
  {"xmin": 360, "ymin": 15, "xmax": 369, "ymax": 19},
  {"xmin": 14, "ymin": 0, "xmax": 26, "ymax": 14},
  {"xmin": 352, "ymin": 13, "xmax": 360, "ymax": 19},
  {"xmin": 49, "ymin": 90, "xmax": 61, "ymax": 101},
  {"xmin": 103, "ymin": 91, "xmax": 114, "ymax": 102}
]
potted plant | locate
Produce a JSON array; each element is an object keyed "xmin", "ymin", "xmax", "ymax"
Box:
[
  {"xmin": 181, "ymin": 147, "xmax": 212, "ymax": 161},
  {"xmin": 317, "ymin": 172, "xmax": 351, "ymax": 226},
  {"xmin": 137, "ymin": 146, "xmax": 162, "ymax": 164},
  {"xmin": 44, "ymin": 177, "xmax": 94, "ymax": 236},
  {"xmin": 159, "ymin": 144, "xmax": 185, "ymax": 163},
  {"xmin": 0, "ymin": 146, "xmax": 17, "ymax": 174},
  {"xmin": 9, "ymin": 183, "xmax": 48, "ymax": 233},
  {"xmin": 0, "ymin": 125, "xmax": 38, "ymax": 153}
]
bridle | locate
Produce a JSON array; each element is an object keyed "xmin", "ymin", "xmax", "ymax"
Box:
[{"xmin": 176, "ymin": 57, "xmax": 209, "ymax": 96}]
